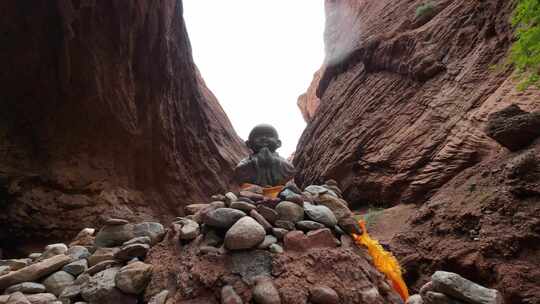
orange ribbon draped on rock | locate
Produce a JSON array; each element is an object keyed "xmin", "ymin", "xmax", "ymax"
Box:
[
  {"xmin": 241, "ymin": 183, "xmax": 284, "ymax": 198},
  {"xmin": 352, "ymin": 220, "xmax": 409, "ymax": 301}
]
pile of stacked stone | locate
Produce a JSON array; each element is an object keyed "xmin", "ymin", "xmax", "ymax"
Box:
[
  {"xmin": 407, "ymin": 271, "xmax": 503, "ymax": 304},
  {"xmin": 178, "ymin": 180, "xmax": 360, "ymax": 256},
  {"xmin": 0, "ymin": 221, "xmax": 165, "ymax": 304}
]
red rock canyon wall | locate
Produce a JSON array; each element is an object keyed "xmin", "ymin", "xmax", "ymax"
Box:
[{"xmin": 0, "ymin": 0, "xmax": 247, "ymax": 249}]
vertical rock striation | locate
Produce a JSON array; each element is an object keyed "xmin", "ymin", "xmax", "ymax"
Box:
[
  {"xmin": 294, "ymin": 0, "xmax": 540, "ymax": 206},
  {"xmin": 0, "ymin": 1, "xmax": 247, "ymax": 247}
]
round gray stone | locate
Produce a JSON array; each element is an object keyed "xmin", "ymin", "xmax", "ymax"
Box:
[
  {"xmin": 202, "ymin": 208, "xmax": 246, "ymax": 229},
  {"xmin": 296, "ymin": 220, "xmax": 325, "ymax": 231},
  {"xmin": 42, "ymin": 270, "xmax": 75, "ymax": 296},
  {"xmin": 303, "ymin": 202, "xmax": 338, "ymax": 227},
  {"xmin": 275, "ymin": 201, "xmax": 304, "ymax": 223},
  {"xmin": 224, "ymin": 217, "xmax": 266, "ymax": 250}
]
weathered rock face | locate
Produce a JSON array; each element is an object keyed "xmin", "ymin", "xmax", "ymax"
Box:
[
  {"xmin": 294, "ymin": 0, "xmax": 540, "ymax": 207},
  {"xmin": 370, "ymin": 136, "xmax": 538, "ymax": 303},
  {"xmin": 0, "ymin": 1, "xmax": 247, "ymax": 251},
  {"xmin": 297, "ymin": 69, "xmax": 323, "ymax": 123}
]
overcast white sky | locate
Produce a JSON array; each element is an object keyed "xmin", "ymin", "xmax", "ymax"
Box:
[{"xmin": 183, "ymin": 1, "xmax": 325, "ymax": 157}]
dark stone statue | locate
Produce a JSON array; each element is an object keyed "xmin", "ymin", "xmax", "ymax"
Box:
[{"xmin": 235, "ymin": 124, "xmax": 296, "ymax": 187}]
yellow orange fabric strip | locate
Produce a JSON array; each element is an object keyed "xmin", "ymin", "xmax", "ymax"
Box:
[{"xmin": 352, "ymin": 220, "xmax": 409, "ymax": 301}]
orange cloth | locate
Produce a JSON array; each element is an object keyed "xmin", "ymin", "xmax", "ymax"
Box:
[
  {"xmin": 240, "ymin": 184, "xmax": 284, "ymax": 199},
  {"xmin": 352, "ymin": 220, "xmax": 409, "ymax": 301}
]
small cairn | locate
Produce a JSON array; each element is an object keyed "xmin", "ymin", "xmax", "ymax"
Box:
[{"xmin": 180, "ymin": 180, "xmax": 358, "ymax": 256}]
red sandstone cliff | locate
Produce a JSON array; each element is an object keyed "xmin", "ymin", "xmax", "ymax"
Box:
[
  {"xmin": 295, "ymin": 1, "xmax": 540, "ymax": 302},
  {"xmin": 294, "ymin": 0, "xmax": 540, "ymax": 206},
  {"xmin": 0, "ymin": 0, "xmax": 247, "ymax": 250}
]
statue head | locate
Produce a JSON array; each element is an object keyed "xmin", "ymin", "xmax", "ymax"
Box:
[{"xmin": 246, "ymin": 124, "xmax": 282, "ymax": 153}]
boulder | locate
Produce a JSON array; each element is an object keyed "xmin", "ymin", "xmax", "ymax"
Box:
[
  {"xmin": 274, "ymin": 220, "xmax": 295, "ymax": 231},
  {"xmin": 230, "ymin": 201, "xmax": 256, "ymax": 212},
  {"xmin": 23, "ymin": 293, "xmax": 57, "ymax": 304},
  {"xmin": 275, "ymin": 201, "xmax": 304, "ymax": 223},
  {"xmin": 485, "ymin": 104, "xmax": 540, "ymax": 151},
  {"xmin": 431, "ymin": 271, "xmax": 503, "ymax": 304},
  {"xmin": 41, "ymin": 244, "xmax": 68, "ymax": 260},
  {"xmin": 69, "ymin": 228, "xmax": 95, "ymax": 247},
  {"xmin": 133, "ymin": 222, "xmax": 165, "ymax": 245},
  {"xmin": 203, "ymin": 208, "xmax": 246, "ymax": 229},
  {"xmin": 225, "ymin": 217, "xmax": 266, "ymax": 250},
  {"xmin": 81, "ymin": 267, "xmax": 137, "ymax": 304},
  {"xmin": 225, "ymin": 192, "xmax": 239, "ymax": 204},
  {"xmin": 0, "ymin": 255, "xmax": 71, "ymax": 290},
  {"xmin": 252, "ymin": 276, "xmax": 280, "ymax": 304},
  {"xmin": 122, "ymin": 236, "xmax": 152, "ymax": 246},
  {"xmin": 407, "ymin": 294, "xmax": 424, "ymax": 304},
  {"xmin": 309, "ymin": 286, "xmax": 340, "ymax": 304},
  {"xmin": 257, "ymin": 235, "xmax": 277, "ymax": 249},
  {"xmin": 0, "ymin": 266, "xmax": 10, "ymax": 276},
  {"xmin": 115, "ymin": 262, "xmax": 153, "ymax": 294},
  {"xmin": 94, "ymin": 224, "xmax": 135, "ymax": 248},
  {"xmin": 114, "ymin": 244, "xmax": 150, "ymax": 261},
  {"xmin": 424, "ymin": 291, "xmax": 465, "ymax": 304},
  {"xmin": 250, "ymin": 210, "xmax": 273, "ymax": 232},
  {"xmin": 66, "ymin": 246, "xmax": 90, "ymax": 261},
  {"xmin": 271, "ymin": 228, "xmax": 288, "ymax": 240},
  {"xmin": 174, "ymin": 218, "xmax": 200, "ymax": 240},
  {"xmin": 239, "ymin": 191, "xmax": 264, "ymax": 202},
  {"xmin": 317, "ymin": 194, "xmax": 351, "ymax": 220},
  {"xmin": 42, "ymin": 271, "xmax": 75, "ymax": 296},
  {"xmin": 284, "ymin": 229, "xmax": 339, "ymax": 251},
  {"xmin": 63, "ymin": 259, "xmax": 88, "ymax": 276},
  {"xmin": 7, "ymin": 292, "xmax": 31, "ymax": 304},
  {"xmin": 87, "ymin": 248, "xmax": 120, "ymax": 267},
  {"xmin": 268, "ymin": 244, "xmax": 283, "ymax": 254},
  {"xmin": 279, "ymin": 188, "xmax": 304, "ymax": 204},
  {"xmin": 303, "ymin": 202, "xmax": 338, "ymax": 227},
  {"xmin": 0, "ymin": 259, "xmax": 30, "ymax": 271},
  {"xmin": 256, "ymin": 206, "xmax": 278, "ymax": 224},
  {"xmin": 185, "ymin": 204, "xmax": 210, "ymax": 215},
  {"xmin": 85, "ymin": 260, "xmax": 120, "ymax": 276},
  {"xmin": 296, "ymin": 220, "xmax": 325, "ymax": 231},
  {"xmin": 5, "ymin": 282, "xmax": 47, "ymax": 294},
  {"xmin": 59, "ymin": 284, "xmax": 82, "ymax": 303}
]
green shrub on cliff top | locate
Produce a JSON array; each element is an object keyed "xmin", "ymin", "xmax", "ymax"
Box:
[{"xmin": 511, "ymin": 0, "xmax": 540, "ymax": 89}]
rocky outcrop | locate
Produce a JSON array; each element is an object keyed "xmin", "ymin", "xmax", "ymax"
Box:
[
  {"xmin": 297, "ymin": 69, "xmax": 323, "ymax": 123},
  {"xmin": 389, "ymin": 141, "xmax": 540, "ymax": 303},
  {"xmin": 294, "ymin": 0, "xmax": 540, "ymax": 207},
  {"xmin": 485, "ymin": 104, "xmax": 540, "ymax": 151},
  {"xmin": 0, "ymin": 1, "xmax": 247, "ymax": 252}
]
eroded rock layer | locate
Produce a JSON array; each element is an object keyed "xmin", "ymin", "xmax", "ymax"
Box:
[
  {"xmin": 0, "ymin": 1, "xmax": 247, "ymax": 250},
  {"xmin": 391, "ymin": 141, "xmax": 540, "ymax": 303},
  {"xmin": 294, "ymin": 0, "xmax": 540, "ymax": 206}
]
